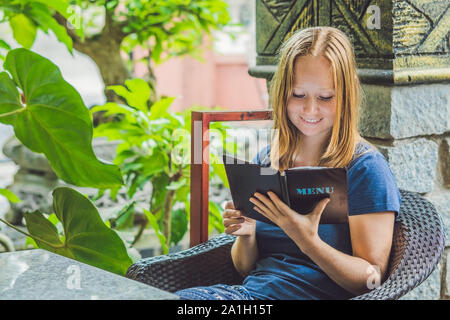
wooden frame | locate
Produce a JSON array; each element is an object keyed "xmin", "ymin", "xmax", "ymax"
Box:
[{"xmin": 190, "ymin": 110, "xmax": 273, "ymax": 247}]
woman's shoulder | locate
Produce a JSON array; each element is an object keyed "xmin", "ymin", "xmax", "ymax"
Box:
[
  {"xmin": 346, "ymin": 141, "xmax": 402, "ymax": 215},
  {"xmin": 347, "ymin": 141, "xmax": 398, "ymax": 184},
  {"xmin": 347, "ymin": 141, "xmax": 382, "ymax": 170}
]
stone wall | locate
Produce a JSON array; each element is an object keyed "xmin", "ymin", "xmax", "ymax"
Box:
[{"xmin": 361, "ymin": 82, "xmax": 449, "ymax": 299}]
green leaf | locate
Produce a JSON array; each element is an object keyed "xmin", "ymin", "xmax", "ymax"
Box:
[
  {"xmin": 27, "ymin": 3, "xmax": 73, "ymax": 53},
  {"xmin": 0, "ymin": 48, "xmax": 123, "ymax": 189},
  {"xmin": 25, "ymin": 236, "xmax": 38, "ymax": 249},
  {"xmin": 149, "ymin": 97, "xmax": 175, "ymax": 120},
  {"xmin": 32, "ymin": 0, "xmax": 71, "ymax": 19},
  {"xmin": 211, "ymin": 158, "xmax": 229, "ymax": 189},
  {"xmin": 107, "ymin": 79, "xmax": 150, "ymax": 113},
  {"xmin": 141, "ymin": 150, "xmax": 168, "ymax": 176},
  {"xmin": 166, "ymin": 178, "xmax": 186, "ymax": 191},
  {"xmin": 170, "ymin": 207, "xmax": 188, "ymax": 245},
  {"xmin": 143, "ymin": 209, "xmax": 168, "ymax": 254},
  {"xmin": 150, "ymin": 173, "xmax": 169, "ymax": 210},
  {"xmin": 114, "ymin": 201, "xmax": 136, "ymax": 230},
  {"xmin": 0, "ymin": 40, "xmax": 11, "ymax": 51},
  {"xmin": 23, "ymin": 187, "xmax": 133, "ymax": 275},
  {"xmin": 91, "ymin": 102, "xmax": 135, "ymax": 119},
  {"xmin": 208, "ymin": 201, "xmax": 225, "ymax": 234},
  {"xmin": 9, "ymin": 14, "xmax": 37, "ymax": 48},
  {"xmin": 0, "ymin": 188, "xmax": 21, "ymax": 203}
]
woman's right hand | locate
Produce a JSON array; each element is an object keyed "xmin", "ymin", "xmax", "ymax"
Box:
[{"xmin": 222, "ymin": 201, "xmax": 256, "ymax": 237}]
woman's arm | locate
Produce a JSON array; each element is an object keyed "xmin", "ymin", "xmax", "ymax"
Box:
[
  {"xmin": 222, "ymin": 201, "xmax": 259, "ymax": 278},
  {"xmin": 301, "ymin": 212, "xmax": 395, "ymax": 296},
  {"xmin": 231, "ymin": 233, "xmax": 259, "ymax": 278}
]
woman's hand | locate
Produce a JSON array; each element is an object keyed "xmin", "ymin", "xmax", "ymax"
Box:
[
  {"xmin": 222, "ymin": 201, "xmax": 256, "ymax": 237},
  {"xmin": 249, "ymin": 191, "xmax": 330, "ymax": 252}
]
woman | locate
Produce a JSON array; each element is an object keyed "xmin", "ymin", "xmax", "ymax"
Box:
[{"xmin": 176, "ymin": 26, "xmax": 402, "ymax": 300}]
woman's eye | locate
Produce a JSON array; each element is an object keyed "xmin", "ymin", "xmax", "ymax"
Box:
[
  {"xmin": 318, "ymin": 96, "xmax": 334, "ymax": 101},
  {"xmin": 293, "ymin": 93, "xmax": 305, "ymax": 99}
]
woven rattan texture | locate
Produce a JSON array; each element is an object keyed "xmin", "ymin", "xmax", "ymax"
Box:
[
  {"xmin": 126, "ymin": 190, "xmax": 445, "ymax": 300},
  {"xmin": 352, "ymin": 190, "xmax": 446, "ymax": 299},
  {"xmin": 126, "ymin": 234, "xmax": 243, "ymax": 292}
]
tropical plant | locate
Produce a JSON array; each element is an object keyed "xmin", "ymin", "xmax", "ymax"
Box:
[
  {"xmin": 92, "ymin": 78, "xmax": 233, "ymax": 252},
  {"xmin": 0, "ymin": 47, "xmax": 234, "ymax": 271},
  {"xmin": 1, "ymin": 187, "xmax": 133, "ymax": 275},
  {"xmin": 0, "ymin": 48, "xmax": 133, "ymax": 275},
  {"xmin": 0, "ymin": 47, "xmax": 123, "ymax": 188}
]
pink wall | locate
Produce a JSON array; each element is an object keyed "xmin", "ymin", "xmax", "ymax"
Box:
[{"xmin": 133, "ymin": 43, "xmax": 269, "ymax": 112}]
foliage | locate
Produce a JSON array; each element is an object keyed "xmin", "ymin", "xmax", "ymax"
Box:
[
  {"xmin": 0, "ymin": 48, "xmax": 123, "ymax": 188},
  {"xmin": 92, "ymin": 78, "xmax": 233, "ymax": 250},
  {"xmin": 0, "ymin": 188, "xmax": 21, "ymax": 203},
  {"xmin": 0, "ymin": 48, "xmax": 132, "ymax": 274},
  {"xmin": 116, "ymin": 0, "xmax": 231, "ymax": 63},
  {"xmin": 0, "ymin": 0, "xmax": 232, "ymax": 100},
  {"xmin": 0, "ymin": 0, "xmax": 79, "ymax": 53},
  {"xmin": 0, "ymin": 187, "xmax": 133, "ymax": 275}
]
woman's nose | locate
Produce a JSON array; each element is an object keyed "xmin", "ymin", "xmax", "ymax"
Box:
[{"xmin": 303, "ymin": 98, "xmax": 318, "ymax": 114}]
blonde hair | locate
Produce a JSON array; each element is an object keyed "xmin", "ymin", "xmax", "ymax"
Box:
[{"xmin": 269, "ymin": 26, "xmax": 372, "ymax": 171}]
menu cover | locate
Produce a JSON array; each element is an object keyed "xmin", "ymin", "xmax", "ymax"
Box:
[{"xmin": 223, "ymin": 154, "xmax": 348, "ymax": 225}]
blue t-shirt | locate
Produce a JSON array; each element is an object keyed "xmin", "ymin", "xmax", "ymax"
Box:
[{"xmin": 242, "ymin": 142, "xmax": 402, "ymax": 300}]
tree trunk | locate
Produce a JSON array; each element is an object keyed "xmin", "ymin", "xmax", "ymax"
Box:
[
  {"xmin": 73, "ymin": 35, "xmax": 131, "ymax": 104},
  {"xmin": 54, "ymin": 11, "xmax": 158, "ymax": 114}
]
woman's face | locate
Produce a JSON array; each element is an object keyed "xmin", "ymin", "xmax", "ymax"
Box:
[{"xmin": 286, "ymin": 55, "xmax": 337, "ymax": 141}]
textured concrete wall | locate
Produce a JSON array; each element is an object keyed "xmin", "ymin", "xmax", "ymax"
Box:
[{"xmin": 361, "ymin": 83, "xmax": 449, "ymax": 299}]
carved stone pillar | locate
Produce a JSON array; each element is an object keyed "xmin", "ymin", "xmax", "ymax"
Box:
[{"xmin": 250, "ymin": 0, "xmax": 449, "ymax": 299}]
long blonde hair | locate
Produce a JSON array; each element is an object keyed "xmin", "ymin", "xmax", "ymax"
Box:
[{"xmin": 269, "ymin": 26, "xmax": 370, "ymax": 171}]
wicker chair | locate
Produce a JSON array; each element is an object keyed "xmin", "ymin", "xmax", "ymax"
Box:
[{"xmin": 126, "ymin": 189, "xmax": 446, "ymax": 300}]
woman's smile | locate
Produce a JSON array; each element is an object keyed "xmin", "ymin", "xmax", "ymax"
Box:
[{"xmin": 300, "ymin": 116, "xmax": 323, "ymax": 125}]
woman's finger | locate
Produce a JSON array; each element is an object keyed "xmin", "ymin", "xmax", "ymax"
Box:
[
  {"xmin": 223, "ymin": 217, "xmax": 245, "ymax": 228},
  {"xmin": 267, "ymin": 191, "xmax": 289, "ymax": 215},
  {"xmin": 225, "ymin": 224, "xmax": 241, "ymax": 235},
  {"xmin": 224, "ymin": 201, "xmax": 235, "ymax": 210},
  {"xmin": 253, "ymin": 205, "xmax": 276, "ymax": 222},
  {"xmin": 223, "ymin": 209, "xmax": 242, "ymax": 219},
  {"xmin": 312, "ymin": 197, "xmax": 330, "ymax": 215},
  {"xmin": 251, "ymin": 200, "xmax": 277, "ymax": 222},
  {"xmin": 249, "ymin": 196, "xmax": 268, "ymax": 212},
  {"xmin": 253, "ymin": 192, "xmax": 284, "ymax": 217}
]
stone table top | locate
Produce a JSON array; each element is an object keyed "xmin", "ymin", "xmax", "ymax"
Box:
[{"xmin": 0, "ymin": 249, "xmax": 179, "ymax": 300}]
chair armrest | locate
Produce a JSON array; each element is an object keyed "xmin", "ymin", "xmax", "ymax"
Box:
[
  {"xmin": 126, "ymin": 233, "xmax": 244, "ymax": 292},
  {"xmin": 351, "ymin": 190, "xmax": 446, "ymax": 300}
]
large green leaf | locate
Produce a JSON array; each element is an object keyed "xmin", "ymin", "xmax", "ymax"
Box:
[
  {"xmin": 23, "ymin": 187, "xmax": 133, "ymax": 275},
  {"xmin": 0, "ymin": 48, "xmax": 123, "ymax": 189}
]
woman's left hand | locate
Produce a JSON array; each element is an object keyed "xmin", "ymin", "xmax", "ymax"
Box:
[{"xmin": 249, "ymin": 191, "xmax": 330, "ymax": 252}]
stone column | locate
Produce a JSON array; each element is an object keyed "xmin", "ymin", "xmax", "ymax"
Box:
[{"xmin": 249, "ymin": 0, "xmax": 449, "ymax": 300}]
